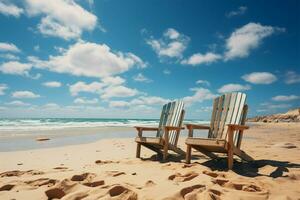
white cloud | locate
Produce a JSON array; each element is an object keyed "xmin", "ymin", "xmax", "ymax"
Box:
[
  {"xmin": 0, "ymin": 61, "xmax": 32, "ymax": 76},
  {"xmin": 69, "ymin": 81, "xmax": 104, "ymax": 96},
  {"xmin": 285, "ymin": 71, "xmax": 300, "ymax": 84},
  {"xmin": 133, "ymin": 73, "xmax": 152, "ymax": 83},
  {"xmin": 0, "ymin": 1, "xmax": 23, "ymax": 17},
  {"xmin": 196, "ymin": 106, "xmax": 212, "ymax": 112},
  {"xmin": 34, "ymin": 45, "xmax": 40, "ymax": 51},
  {"xmin": 25, "ymin": 0, "xmax": 97, "ymax": 40},
  {"xmin": 0, "ymin": 84, "xmax": 8, "ymax": 95},
  {"xmin": 102, "ymin": 76, "xmax": 126, "ymax": 85},
  {"xmin": 74, "ymin": 97, "xmax": 98, "ymax": 104},
  {"xmin": 218, "ymin": 83, "xmax": 251, "ymax": 93},
  {"xmin": 0, "ymin": 42, "xmax": 21, "ymax": 52},
  {"xmin": 163, "ymin": 69, "xmax": 171, "ymax": 75},
  {"xmin": 109, "ymin": 95, "xmax": 170, "ymax": 108},
  {"xmin": 69, "ymin": 76, "xmax": 137, "ymax": 99},
  {"xmin": 224, "ymin": 23, "xmax": 285, "ymax": 60},
  {"xmin": 181, "ymin": 52, "xmax": 221, "ymax": 65},
  {"xmin": 43, "ymin": 81, "xmax": 62, "ymax": 88},
  {"xmin": 43, "ymin": 103, "xmax": 60, "ymax": 109},
  {"xmin": 101, "ymin": 85, "xmax": 138, "ymax": 99},
  {"xmin": 196, "ymin": 80, "xmax": 210, "ymax": 86},
  {"xmin": 226, "ymin": 6, "xmax": 247, "ymax": 18},
  {"xmin": 272, "ymin": 95, "xmax": 299, "ymax": 102},
  {"xmin": 183, "ymin": 87, "xmax": 217, "ymax": 106},
  {"xmin": 5, "ymin": 100, "xmax": 29, "ymax": 106},
  {"xmin": 259, "ymin": 102, "xmax": 291, "ymax": 111},
  {"xmin": 0, "ymin": 53, "xmax": 19, "ymax": 60},
  {"xmin": 146, "ymin": 28, "xmax": 189, "ymax": 58},
  {"xmin": 109, "ymin": 100, "xmax": 130, "ymax": 108},
  {"xmin": 242, "ymin": 72, "xmax": 277, "ymax": 84},
  {"xmin": 12, "ymin": 91, "xmax": 40, "ymax": 99},
  {"xmin": 29, "ymin": 41, "xmax": 146, "ymax": 78}
]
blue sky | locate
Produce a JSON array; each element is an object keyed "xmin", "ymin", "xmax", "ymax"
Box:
[{"xmin": 0, "ymin": 0, "xmax": 299, "ymax": 119}]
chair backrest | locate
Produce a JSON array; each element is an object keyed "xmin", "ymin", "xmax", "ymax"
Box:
[
  {"xmin": 208, "ymin": 92, "xmax": 248, "ymax": 147},
  {"xmin": 156, "ymin": 100, "xmax": 185, "ymax": 146}
]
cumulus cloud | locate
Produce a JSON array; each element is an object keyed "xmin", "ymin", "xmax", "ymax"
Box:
[
  {"xmin": 226, "ymin": 6, "xmax": 247, "ymax": 18},
  {"xmin": 285, "ymin": 71, "xmax": 300, "ymax": 84},
  {"xmin": 24, "ymin": 0, "xmax": 97, "ymax": 40},
  {"xmin": 242, "ymin": 72, "xmax": 277, "ymax": 84},
  {"xmin": 42, "ymin": 81, "xmax": 62, "ymax": 88},
  {"xmin": 74, "ymin": 97, "xmax": 98, "ymax": 104},
  {"xmin": 0, "ymin": 53, "xmax": 19, "ymax": 60},
  {"xmin": 133, "ymin": 73, "xmax": 152, "ymax": 83},
  {"xmin": 218, "ymin": 83, "xmax": 251, "ymax": 93},
  {"xmin": 181, "ymin": 52, "xmax": 221, "ymax": 65},
  {"xmin": 0, "ymin": 1, "xmax": 23, "ymax": 17},
  {"xmin": 109, "ymin": 95, "xmax": 170, "ymax": 108},
  {"xmin": 224, "ymin": 23, "xmax": 285, "ymax": 60},
  {"xmin": 0, "ymin": 84, "xmax": 8, "ymax": 95},
  {"xmin": 0, "ymin": 61, "xmax": 32, "ymax": 76},
  {"xmin": 146, "ymin": 28, "xmax": 189, "ymax": 59},
  {"xmin": 0, "ymin": 42, "xmax": 21, "ymax": 52},
  {"xmin": 183, "ymin": 87, "xmax": 217, "ymax": 106},
  {"xmin": 12, "ymin": 91, "xmax": 40, "ymax": 98},
  {"xmin": 29, "ymin": 41, "xmax": 146, "ymax": 78},
  {"xmin": 272, "ymin": 95, "xmax": 299, "ymax": 102},
  {"xmin": 100, "ymin": 85, "xmax": 138, "ymax": 99},
  {"xmin": 5, "ymin": 100, "xmax": 29, "ymax": 106},
  {"xmin": 196, "ymin": 80, "xmax": 210, "ymax": 86},
  {"xmin": 69, "ymin": 81, "xmax": 105, "ymax": 96}
]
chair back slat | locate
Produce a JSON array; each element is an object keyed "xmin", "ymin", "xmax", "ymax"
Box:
[
  {"xmin": 208, "ymin": 92, "xmax": 248, "ymax": 146},
  {"xmin": 156, "ymin": 102, "xmax": 171, "ymax": 137},
  {"xmin": 156, "ymin": 100, "xmax": 185, "ymax": 146}
]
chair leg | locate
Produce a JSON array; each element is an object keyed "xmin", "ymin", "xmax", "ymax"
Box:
[
  {"xmin": 227, "ymin": 146, "xmax": 233, "ymax": 170},
  {"xmin": 136, "ymin": 143, "xmax": 141, "ymax": 158},
  {"xmin": 186, "ymin": 145, "xmax": 191, "ymax": 164},
  {"xmin": 163, "ymin": 143, "xmax": 168, "ymax": 161}
]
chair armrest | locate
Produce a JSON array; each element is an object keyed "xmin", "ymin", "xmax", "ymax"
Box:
[
  {"xmin": 227, "ymin": 124, "xmax": 249, "ymax": 131},
  {"xmin": 164, "ymin": 126, "xmax": 185, "ymax": 131},
  {"xmin": 134, "ymin": 126, "xmax": 159, "ymax": 131},
  {"xmin": 186, "ymin": 124, "xmax": 210, "ymax": 130}
]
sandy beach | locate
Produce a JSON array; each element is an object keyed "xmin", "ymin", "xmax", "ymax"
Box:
[{"xmin": 0, "ymin": 123, "xmax": 299, "ymax": 200}]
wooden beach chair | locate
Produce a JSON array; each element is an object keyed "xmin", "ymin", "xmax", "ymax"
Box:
[
  {"xmin": 185, "ymin": 92, "xmax": 254, "ymax": 169},
  {"xmin": 135, "ymin": 100, "xmax": 185, "ymax": 161}
]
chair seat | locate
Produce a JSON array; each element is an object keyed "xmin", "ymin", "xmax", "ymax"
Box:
[
  {"xmin": 185, "ymin": 137, "xmax": 227, "ymax": 153},
  {"xmin": 135, "ymin": 137, "xmax": 163, "ymax": 145}
]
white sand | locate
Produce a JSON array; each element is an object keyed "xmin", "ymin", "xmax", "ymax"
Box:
[{"xmin": 0, "ymin": 123, "xmax": 300, "ymax": 199}]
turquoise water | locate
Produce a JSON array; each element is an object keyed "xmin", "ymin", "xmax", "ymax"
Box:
[
  {"xmin": 0, "ymin": 118, "xmax": 210, "ymax": 151},
  {"xmin": 0, "ymin": 118, "xmax": 209, "ymax": 131}
]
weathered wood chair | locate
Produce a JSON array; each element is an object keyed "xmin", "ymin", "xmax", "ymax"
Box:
[
  {"xmin": 185, "ymin": 92, "xmax": 254, "ymax": 169},
  {"xmin": 135, "ymin": 100, "xmax": 185, "ymax": 161}
]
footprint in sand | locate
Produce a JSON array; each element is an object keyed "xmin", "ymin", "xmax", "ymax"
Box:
[
  {"xmin": 25, "ymin": 178, "xmax": 58, "ymax": 187},
  {"xmin": 45, "ymin": 179, "xmax": 78, "ymax": 199},
  {"xmin": 105, "ymin": 171, "xmax": 126, "ymax": 177},
  {"xmin": 108, "ymin": 185, "xmax": 137, "ymax": 200},
  {"xmin": 180, "ymin": 184, "xmax": 206, "ymax": 199},
  {"xmin": 83, "ymin": 180, "xmax": 105, "ymax": 187},
  {"xmin": 53, "ymin": 166, "xmax": 68, "ymax": 170},
  {"xmin": 202, "ymin": 170, "xmax": 226, "ymax": 178},
  {"xmin": 0, "ymin": 184, "xmax": 15, "ymax": 191},
  {"xmin": 71, "ymin": 173, "xmax": 96, "ymax": 182},
  {"xmin": 212, "ymin": 178, "xmax": 265, "ymax": 193},
  {"xmin": 145, "ymin": 180, "xmax": 156, "ymax": 187},
  {"xmin": 0, "ymin": 170, "xmax": 44, "ymax": 177},
  {"xmin": 95, "ymin": 160, "xmax": 120, "ymax": 165},
  {"xmin": 168, "ymin": 172, "xmax": 199, "ymax": 182}
]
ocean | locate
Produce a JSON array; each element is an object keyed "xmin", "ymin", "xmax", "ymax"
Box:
[
  {"xmin": 0, "ymin": 118, "xmax": 209, "ymax": 131},
  {"xmin": 0, "ymin": 118, "xmax": 210, "ymax": 151}
]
